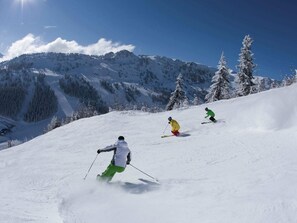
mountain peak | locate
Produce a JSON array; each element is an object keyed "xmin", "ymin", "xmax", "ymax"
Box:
[{"xmin": 114, "ymin": 50, "xmax": 138, "ymax": 59}]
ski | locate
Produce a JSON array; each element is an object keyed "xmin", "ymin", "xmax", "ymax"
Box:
[
  {"xmin": 201, "ymin": 121, "xmax": 213, "ymax": 124},
  {"xmin": 138, "ymin": 178, "xmax": 160, "ymax": 185},
  {"xmin": 177, "ymin": 133, "xmax": 191, "ymax": 137},
  {"xmin": 161, "ymin": 135, "xmax": 174, "ymax": 138},
  {"xmin": 201, "ymin": 119, "xmax": 225, "ymax": 124},
  {"xmin": 161, "ymin": 133, "xmax": 191, "ymax": 138}
]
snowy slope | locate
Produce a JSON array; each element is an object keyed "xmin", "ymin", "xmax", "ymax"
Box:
[
  {"xmin": 1, "ymin": 84, "xmax": 297, "ymax": 223},
  {"xmin": 0, "ymin": 51, "xmax": 217, "ymax": 144},
  {"xmin": 0, "ymin": 51, "xmax": 281, "ymax": 145}
]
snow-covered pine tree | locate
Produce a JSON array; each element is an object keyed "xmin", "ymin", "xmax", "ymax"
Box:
[
  {"xmin": 285, "ymin": 70, "xmax": 297, "ymax": 85},
  {"xmin": 235, "ymin": 35, "xmax": 256, "ymax": 96},
  {"xmin": 46, "ymin": 116, "xmax": 61, "ymax": 132},
  {"xmin": 182, "ymin": 98, "xmax": 189, "ymax": 108},
  {"xmin": 282, "ymin": 73, "xmax": 296, "ymax": 87},
  {"xmin": 257, "ymin": 79, "xmax": 266, "ymax": 92},
  {"xmin": 166, "ymin": 73, "xmax": 187, "ymax": 111},
  {"xmin": 192, "ymin": 94, "xmax": 201, "ymax": 105},
  {"xmin": 270, "ymin": 81, "xmax": 279, "ymax": 89},
  {"xmin": 205, "ymin": 52, "xmax": 231, "ymax": 102},
  {"xmin": 141, "ymin": 104, "xmax": 148, "ymax": 112}
]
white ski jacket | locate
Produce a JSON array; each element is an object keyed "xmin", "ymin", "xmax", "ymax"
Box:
[{"xmin": 100, "ymin": 140, "xmax": 131, "ymax": 168}]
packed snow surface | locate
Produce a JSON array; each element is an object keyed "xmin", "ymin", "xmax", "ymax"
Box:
[{"xmin": 1, "ymin": 84, "xmax": 297, "ymax": 223}]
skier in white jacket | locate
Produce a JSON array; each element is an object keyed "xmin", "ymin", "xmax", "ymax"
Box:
[{"xmin": 97, "ymin": 136, "xmax": 131, "ymax": 182}]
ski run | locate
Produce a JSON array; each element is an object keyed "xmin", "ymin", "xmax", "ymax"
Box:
[{"xmin": 1, "ymin": 84, "xmax": 297, "ymax": 223}]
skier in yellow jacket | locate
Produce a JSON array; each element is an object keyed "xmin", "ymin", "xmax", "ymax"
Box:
[{"xmin": 168, "ymin": 117, "xmax": 180, "ymax": 136}]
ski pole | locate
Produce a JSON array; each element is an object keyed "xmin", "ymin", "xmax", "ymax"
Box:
[
  {"xmin": 129, "ymin": 163, "xmax": 159, "ymax": 182},
  {"xmin": 162, "ymin": 123, "xmax": 169, "ymax": 134},
  {"xmin": 83, "ymin": 153, "xmax": 99, "ymax": 180}
]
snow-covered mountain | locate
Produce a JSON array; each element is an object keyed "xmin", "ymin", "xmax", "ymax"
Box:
[
  {"xmin": 0, "ymin": 83, "xmax": 296, "ymax": 223},
  {"xmin": 0, "ymin": 51, "xmax": 280, "ymax": 145},
  {"xmin": 0, "ymin": 51, "xmax": 216, "ymax": 143},
  {"xmin": 0, "ymin": 51, "xmax": 216, "ymax": 108}
]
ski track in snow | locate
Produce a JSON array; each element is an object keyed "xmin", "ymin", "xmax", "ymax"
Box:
[
  {"xmin": 1, "ymin": 84, "xmax": 297, "ymax": 222},
  {"xmin": 52, "ymin": 87, "xmax": 74, "ymax": 117},
  {"xmin": 47, "ymin": 80, "xmax": 74, "ymax": 117},
  {"xmin": 44, "ymin": 70, "xmax": 74, "ymax": 117}
]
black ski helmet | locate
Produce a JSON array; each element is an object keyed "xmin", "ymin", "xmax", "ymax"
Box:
[
  {"xmin": 168, "ymin": 117, "xmax": 172, "ymax": 121},
  {"xmin": 118, "ymin": 136, "xmax": 125, "ymax": 140},
  {"xmin": 205, "ymin": 107, "xmax": 208, "ymax": 111}
]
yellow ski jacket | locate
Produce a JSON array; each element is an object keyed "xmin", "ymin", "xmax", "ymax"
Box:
[{"xmin": 169, "ymin": 119, "xmax": 180, "ymax": 131}]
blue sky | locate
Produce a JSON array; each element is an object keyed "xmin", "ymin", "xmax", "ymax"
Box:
[{"xmin": 0, "ymin": 0, "xmax": 296, "ymax": 80}]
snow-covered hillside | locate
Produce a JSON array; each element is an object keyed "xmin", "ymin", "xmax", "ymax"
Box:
[
  {"xmin": 0, "ymin": 51, "xmax": 216, "ymax": 109},
  {"xmin": 0, "ymin": 51, "xmax": 218, "ymax": 144},
  {"xmin": 0, "ymin": 51, "xmax": 281, "ymax": 145},
  {"xmin": 1, "ymin": 84, "xmax": 297, "ymax": 223}
]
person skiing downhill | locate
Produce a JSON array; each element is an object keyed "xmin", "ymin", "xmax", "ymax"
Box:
[
  {"xmin": 97, "ymin": 136, "xmax": 131, "ymax": 182},
  {"xmin": 205, "ymin": 107, "xmax": 216, "ymax": 122},
  {"xmin": 168, "ymin": 117, "xmax": 180, "ymax": 136}
]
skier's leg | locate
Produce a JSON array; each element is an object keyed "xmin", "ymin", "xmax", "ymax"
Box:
[
  {"xmin": 171, "ymin": 130, "xmax": 180, "ymax": 136},
  {"xmin": 99, "ymin": 164, "xmax": 117, "ymax": 181},
  {"xmin": 98, "ymin": 164, "xmax": 125, "ymax": 181},
  {"xmin": 210, "ymin": 117, "xmax": 216, "ymax": 122},
  {"xmin": 114, "ymin": 166, "xmax": 125, "ymax": 173}
]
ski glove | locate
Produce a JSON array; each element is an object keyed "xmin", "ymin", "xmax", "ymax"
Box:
[{"xmin": 97, "ymin": 149, "xmax": 101, "ymax": 154}]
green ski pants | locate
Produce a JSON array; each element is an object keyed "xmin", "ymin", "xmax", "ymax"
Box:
[{"xmin": 98, "ymin": 163, "xmax": 125, "ymax": 181}]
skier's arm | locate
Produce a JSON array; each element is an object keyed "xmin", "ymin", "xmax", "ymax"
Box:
[
  {"xmin": 97, "ymin": 145, "xmax": 116, "ymax": 154},
  {"xmin": 126, "ymin": 152, "xmax": 131, "ymax": 164}
]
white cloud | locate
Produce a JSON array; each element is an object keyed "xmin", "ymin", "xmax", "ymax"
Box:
[{"xmin": 0, "ymin": 33, "xmax": 135, "ymax": 61}]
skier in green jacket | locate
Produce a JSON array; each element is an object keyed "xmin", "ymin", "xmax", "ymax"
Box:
[{"xmin": 205, "ymin": 107, "xmax": 216, "ymax": 123}]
